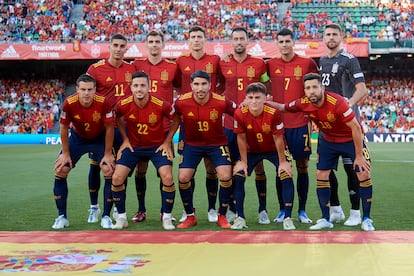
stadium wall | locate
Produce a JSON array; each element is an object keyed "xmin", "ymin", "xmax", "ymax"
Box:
[{"xmin": 1, "ymin": 133, "xmax": 412, "ymax": 145}]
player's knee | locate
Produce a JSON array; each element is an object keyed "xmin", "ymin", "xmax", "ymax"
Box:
[
  {"xmin": 55, "ymin": 166, "xmax": 70, "ymax": 178},
  {"xmin": 100, "ymin": 164, "xmax": 113, "ymax": 178},
  {"xmin": 112, "ymin": 172, "xmax": 127, "ymax": 185}
]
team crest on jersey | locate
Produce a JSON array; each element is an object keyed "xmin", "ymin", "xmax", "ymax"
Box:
[
  {"xmin": 125, "ymin": 71, "xmax": 132, "ymax": 83},
  {"xmin": 247, "ymin": 66, "xmax": 255, "ymax": 79},
  {"xmin": 210, "ymin": 109, "xmax": 218, "ymax": 122},
  {"xmin": 262, "ymin": 123, "xmax": 271, "ymax": 133},
  {"xmin": 161, "ymin": 70, "xmax": 169, "ymax": 83},
  {"xmin": 149, "ymin": 113, "xmax": 157, "ymax": 124},
  {"xmin": 93, "ymin": 111, "xmax": 101, "ymax": 122},
  {"xmin": 331, "ymin": 62, "xmax": 339, "ymax": 76},
  {"xmin": 294, "ymin": 66, "xmax": 303, "ymax": 80},
  {"xmin": 327, "ymin": 112, "xmax": 336, "ymax": 122},
  {"xmin": 205, "ymin": 63, "xmax": 214, "ymax": 73}
]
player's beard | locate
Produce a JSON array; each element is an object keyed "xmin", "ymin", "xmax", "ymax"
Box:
[{"xmin": 309, "ymin": 93, "xmax": 323, "ymax": 105}]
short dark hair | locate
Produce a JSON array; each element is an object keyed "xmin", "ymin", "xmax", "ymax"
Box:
[
  {"xmin": 277, "ymin": 28, "xmax": 293, "ymax": 39},
  {"xmin": 246, "ymin": 82, "xmax": 267, "ymax": 95},
  {"xmin": 132, "ymin": 71, "xmax": 150, "ymax": 85},
  {"xmin": 189, "ymin": 26, "xmax": 206, "ymax": 37},
  {"xmin": 110, "ymin": 33, "xmax": 127, "ymax": 43},
  {"xmin": 77, "ymin": 74, "xmax": 96, "ymax": 87},
  {"xmin": 191, "ymin": 70, "xmax": 210, "ymax": 83},
  {"xmin": 324, "ymin": 23, "xmax": 342, "ymax": 33},
  {"xmin": 303, "ymin": 73, "xmax": 322, "ymax": 83},
  {"xmin": 146, "ymin": 30, "xmax": 164, "ymax": 42},
  {"xmin": 232, "ymin": 27, "xmax": 248, "ymax": 37}
]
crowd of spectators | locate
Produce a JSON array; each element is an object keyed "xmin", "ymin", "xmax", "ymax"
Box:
[
  {"xmin": 375, "ymin": 0, "xmax": 414, "ymax": 44},
  {"xmin": 77, "ymin": 0, "xmax": 282, "ymax": 42},
  {"xmin": 0, "ymin": 78, "xmax": 64, "ymax": 134},
  {"xmin": 360, "ymin": 77, "xmax": 414, "ymax": 134}
]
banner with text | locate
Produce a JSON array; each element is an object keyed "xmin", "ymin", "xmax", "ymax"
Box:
[{"xmin": 0, "ymin": 40, "xmax": 369, "ymax": 60}]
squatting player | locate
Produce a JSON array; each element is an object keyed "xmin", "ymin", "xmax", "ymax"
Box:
[
  {"xmin": 171, "ymin": 70, "xmax": 236, "ymax": 229},
  {"xmin": 232, "ymin": 82, "xmax": 295, "ymax": 230},
  {"xmin": 52, "ymin": 74, "xmax": 115, "ymax": 229},
  {"xmin": 275, "ymin": 73, "xmax": 374, "ymax": 231},
  {"xmin": 110, "ymin": 71, "xmax": 176, "ymax": 230}
]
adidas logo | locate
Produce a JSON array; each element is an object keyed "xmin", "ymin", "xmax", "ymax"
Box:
[
  {"xmin": 248, "ymin": 43, "xmax": 265, "ymax": 57},
  {"xmin": 1, "ymin": 46, "xmax": 19, "ymax": 58},
  {"xmin": 125, "ymin": 44, "xmax": 142, "ymax": 58}
]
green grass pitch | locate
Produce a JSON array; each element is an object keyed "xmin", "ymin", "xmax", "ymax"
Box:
[{"xmin": 0, "ymin": 143, "xmax": 413, "ymax": 231}]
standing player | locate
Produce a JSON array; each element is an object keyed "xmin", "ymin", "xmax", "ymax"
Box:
[
  {"xmin": 171, "ymin": 70, "xmax": 235, "ymax": 229},
  {"xmin": 232, "ymin": 82, "xmax": 295, "ymax": 230},
  {"xmin": 175, "ymin": 26, "xmax": 223, "ymax": 223},
  {"xmin": 267, "ymin": 28, "xmax": 318, "ymax": 224},
  {"xmin": 86, "ymin": 34, "xmax": 135, "ymax": 228},
  {"xmin": 219, "ymin": 27, "xmax": 271, "ymax": 224},
  {"xmin": 319, "ymin": 23, "xmax": 368, "ymax": 226},
  {"xmin": 110, "ymin": 71, "xmax": 176, "ymax": 230},
  {"xmin": 51, "ymin": 74, "xmax": 115, "ymax": 229},
  {"xmin": 277, "ymin": 73, "xmax": 374, "ymax": 231},
  {"xmin": 131, "ymin": 30, "xmax": 179, "ymax": 223}
]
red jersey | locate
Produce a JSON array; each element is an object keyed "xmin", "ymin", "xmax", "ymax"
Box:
[
  {"xmin": 60, "ymin": 94, "xmax": 114, "ymax": 139},
  {"xmin": 267, "ymin": 54, "xmax": 318, "ymax": 128},
  {"xmin": 87, "ymin": 59, "xmax": 135, "ymax": 108},
  {"xmin": 285, "ymin": 92, "xmax": 361, "ymax": 143},
  {"xmin": 220, "ymin": 54, "xmax": 268, "ymax": 129},
  {"xmin": 133, "ymin": 58, "xmax": 179, "ymax": 132},
  {"xmin": 174, "ymin": 92, "xmax": 236, "ymax": 146},
  {"xmin": 132, "ymin": 58, "xmax": 178, "ymax": 104},
  {"xmin": 176, "ymin": 53, "xmax": 222, "ymax": 94},
  {"xmin": 234, "ymin": 103, "xmax": 285, "ymax": 153},
  {"xmin": 115, "ymin": 95, "xmax": 174, "ymax": 147}
]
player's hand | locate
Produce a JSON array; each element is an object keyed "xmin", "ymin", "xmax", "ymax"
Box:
[
  {"xmin": 233, "ymin": 160, "xmax": 247, "ymax": 176},
  {"xmin": 278, "ymin": 161, "xmax": 293, "ymax": 178},
  {"xmin": 54, "ymin": 153, "xmax": 72, "ymax": 172},
  {"xmin": 120, "ymin": 140, "xmax": 133, "ymax": 153},
  {"xmin": 354, "ymin": 155, "xmax": 370, "ymax": 176},
  {"xmin": 156, "ymin": 142, "xmax": 174, "ymax": 161},
  {"xmin": 100, "ymin": 153, "xmax": 115, "ymax": 172}
]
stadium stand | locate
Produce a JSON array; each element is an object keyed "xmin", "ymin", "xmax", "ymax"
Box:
[{"xmin": 0, "ymin": 78, "xmax": 65, "ymax": 134}]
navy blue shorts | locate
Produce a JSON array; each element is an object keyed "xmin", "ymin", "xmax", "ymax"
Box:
[
  {"xmin": 284, "ymin": 124, "xmax": 312, "ymax": 160},
  {"xmin": 64, "ymin": 129, "xmax": 106, "ymax": 167},
  {"xmin": 116, "ymin": 146, "xmax": 172, "ymax": 170},
  {"xmin": 245, "ymin": 149, "xmax": 292, "ymax": 176},
  {"xmin": 89, "ymin": 127, "xmax": 123, "ymax": 161},
  {"xmin": 317, "ymin": 136, "xmax": 371, "ymax": 171},
  {"xmin": 179, "ymin": 144, "xmax": 232, "ymax": 169}
]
